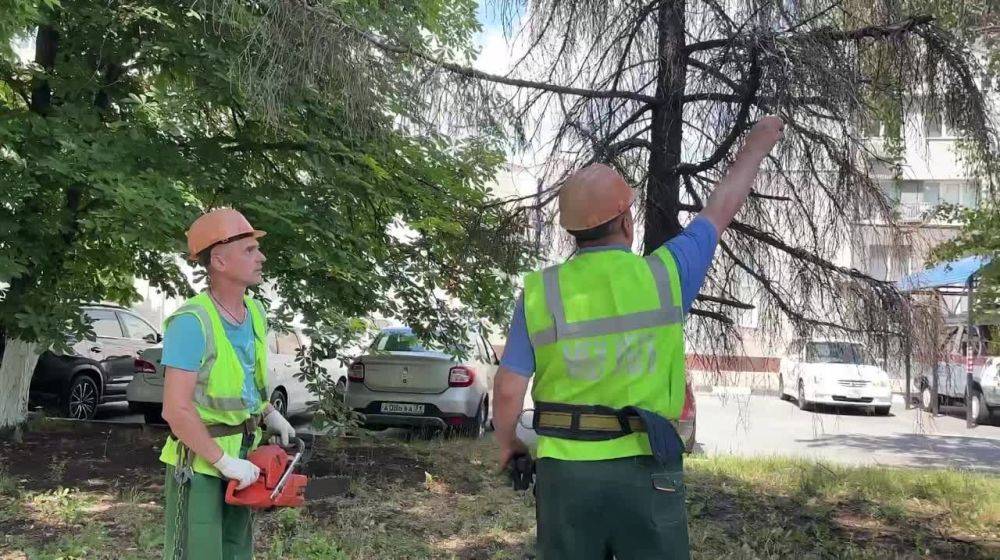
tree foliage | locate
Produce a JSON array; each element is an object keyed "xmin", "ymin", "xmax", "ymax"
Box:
[{"xmin": 0, "ymin": 0, "xmax": 531, "ymax": 403}]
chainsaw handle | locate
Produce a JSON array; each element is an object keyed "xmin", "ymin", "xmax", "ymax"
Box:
[
  {"xmin": 225, "ymin": 474, "xmax": 263, "ymax": 506},
  {"xmin": 288, "ymin": 436, "xmax": 305, "ymax": 456}
]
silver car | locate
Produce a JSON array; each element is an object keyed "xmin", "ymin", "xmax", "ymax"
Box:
[{"xmin": 346, "ymin": 327, "xmax": 499, "ymax": 437}]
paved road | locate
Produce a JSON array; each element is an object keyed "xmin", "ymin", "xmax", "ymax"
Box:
[
  {"xmin": 91, "ymin": 395, "xmax": 1000, "ymax": 472},
  {"xmin": 696, "ymin": 391, "xmax": 1000, "ymax": 472}
]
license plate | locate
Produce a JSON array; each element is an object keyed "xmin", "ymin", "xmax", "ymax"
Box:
[{"xmin": 380, "ymin": 402, "xmax": 425, "ymax": 415}]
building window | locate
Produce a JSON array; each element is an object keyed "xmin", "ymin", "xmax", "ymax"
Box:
[
  {"xmin": 940, "ymin": 181, "xmax": 978, "ymax": 208},
  {"xmin": 868, "ymin": 246, "xmax": 888, "ymax": 281},
  {"xmin": 924, "ymin": 109, "xmax": 958, "ymax": 139},
  {"xmin": 862, "ymin": 119, "xmax": 887, "ymax": 138},
  {"xmin": 867, "ymin": 245, "xmax": 912, "ymax": 282}
]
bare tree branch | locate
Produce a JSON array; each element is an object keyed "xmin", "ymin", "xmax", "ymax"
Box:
[
  {"xmin": 686, "ymin": 57, "xmax": 742, "ymax": 92},
  {"xmin": 697, "ymin": 293, "xmax": 754, "ymax": 310},
  {"xmin": 684, "ymin": 15, "xmax": 936, "ymax": 53},
  {"xmin": 675, "ymin": 47, "xmax": 761, "ymax": 175},
  {"xmin": 355, "ymin": 29, "xmax": 660, "ymax": 104},
  {"xmin": 689, "ymin": 307, "xmax": 734, "ymax": 325}
]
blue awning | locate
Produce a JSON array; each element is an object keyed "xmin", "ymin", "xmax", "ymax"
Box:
[{"xmin": 897, "ymin": 255, "xmax": 992, "ymax": 293}]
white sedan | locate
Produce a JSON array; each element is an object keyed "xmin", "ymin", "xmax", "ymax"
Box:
[
  {"xmin": 127, "ymin": 328, "xmax": 317, "ymax": 423},
  {"xmin": 778, "ymin": 338, "xmax": 893, "ymax": 415}
]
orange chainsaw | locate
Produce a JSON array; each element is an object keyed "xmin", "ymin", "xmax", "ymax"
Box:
[{"xmin": 225, "ymin": 437, "xmax": 308, "ymax": 509}]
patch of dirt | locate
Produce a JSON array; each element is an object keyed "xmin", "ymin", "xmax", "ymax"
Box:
[
  {"xmin": 830, "ymin": 503, "xmax": 997, "ymax": 559},
  {"xmin": 0, "ymin": 516, "xmax": 61, "ymax": 544},
  {"xmin": 444, "ymin": 537, "xmax": 535, "ymax": 560},
  {"xmin": 0, "ymin": 421, "xmax": 166, "ymax": 492},
  {"xmin": 302, "ymin": 444, "xmax": 428, "ymax": 490}
]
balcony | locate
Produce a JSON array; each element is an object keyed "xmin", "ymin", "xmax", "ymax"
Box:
[{"xmin": 896, "ymin": 202, "xmax": 934, "ymax": 223}]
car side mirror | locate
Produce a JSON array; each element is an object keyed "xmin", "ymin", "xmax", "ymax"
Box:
[{"xmin": 144, "ymin": 333, "xmax": 162, "ymax": 344}]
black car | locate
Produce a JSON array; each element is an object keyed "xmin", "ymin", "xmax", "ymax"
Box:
[{"xmin": 29, "ymin": 304, "xmax": 162, "ymax": 419}]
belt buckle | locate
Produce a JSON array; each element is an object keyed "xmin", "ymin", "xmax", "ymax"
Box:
[{"xmin": 616, "ymin": 410, "xmax": 634, "ymax": 435}]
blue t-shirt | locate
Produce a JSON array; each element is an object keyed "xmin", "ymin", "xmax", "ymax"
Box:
[
  {"xmin": 161, "ymin": 304, "xmax": 262, "ymax": 411},
  {"xmin": 500, "ymin": 215, "xmax": 719, "ymax": 377}
]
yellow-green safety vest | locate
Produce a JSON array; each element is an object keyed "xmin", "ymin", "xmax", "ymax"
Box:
[
  {"xmin": 158, "ymin": 292, "xmax": 270, "ymax": 477},
  {"xmin": 523, "ymin": 245, "xmax": 686, "ymax": 461}
]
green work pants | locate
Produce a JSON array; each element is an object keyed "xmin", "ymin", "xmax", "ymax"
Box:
[
  {"xmin": 535, "ymin": 454, "xmax": 690, "ymax": 560},
  {"xmin": 162, "ymin": 450, "xmax": 255, "ymax": 560}
]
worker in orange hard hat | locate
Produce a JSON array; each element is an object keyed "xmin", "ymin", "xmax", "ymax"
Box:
[
  {"xmin": 494, "ymin": 117, "xmax": 786, "ymax": 559},
  {"xmin": 159, "ymin": 208, "xmax": 295, "ymax": 559}
]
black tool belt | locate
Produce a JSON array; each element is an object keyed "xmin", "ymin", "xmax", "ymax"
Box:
[
  {"xmin": 532, "ymin": 401, "xmax": 683, "ymax": 465},
  {"xmin": 532, "ymin": 402, "xmax": 650, "ymax": 441}
]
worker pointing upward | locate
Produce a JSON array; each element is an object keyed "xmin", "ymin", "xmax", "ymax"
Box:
[
  {"xmin": 160, "ymin": 209, "xmax": 296, "ymax": 560},
  {"xmin": 493, "ymin": 116, "xmax": 785, "ymax": 559}
]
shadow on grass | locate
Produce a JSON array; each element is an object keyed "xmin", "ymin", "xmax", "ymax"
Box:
[{"xmin": 685, "ymin": 463, "xmax": 999, "ymax": 559}]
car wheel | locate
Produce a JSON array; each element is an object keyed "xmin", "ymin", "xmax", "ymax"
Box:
[
  {"xmin": 873, "ymin": 406, "xmax": 891, "ymax": 416},
  {"xmin": 462, "ymin": 400, "xmax": 488, "ymax": 439},
  {"xmin": 920, "ymin": 384, "xmax": 935, "ymax": 412},
  {"xmin": 269, "ymin": 388, "xmax": 288, "ymax": 417},
  {"xmin": 971, "ymin": 389, "xmax": 990, "ymax": 425},
  {"xmin": 797, "ymin": 381, "xmax": 810, "ymax": 411},
  {"xmin": 66, "ymin": 375, "xmax": 100, "ymax": 420}
]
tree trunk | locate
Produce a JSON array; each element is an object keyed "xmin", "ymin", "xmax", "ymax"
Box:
[
  {"xmin": 1, "ymin": 16, "xmax": 58, "ymax": 439},
  {"xmin": 0, "ymin": 338, "xmax": 40, "ymax": 438},
  {"xmin": 644, "ymin": 0, "xmax": 687, "ymax": 254},
  {"xmin": 30, "ymin": 24, "xmax": 58, "ymax": 114}
]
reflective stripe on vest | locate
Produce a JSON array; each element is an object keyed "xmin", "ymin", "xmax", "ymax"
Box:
[
  {"xmin": 166, "ymin": 293, "xmax": 268, "ymax": 415},
  {"xmin": 531, "ymin": 253, "xmax": 683, "ymax": 347},
  {"xmin": 522, "ymin": 246, "xmax": 687, "ymax": 462},
  {"xmin": 158, "ymin": 292, "xmax": 270, "ymax": 477}
]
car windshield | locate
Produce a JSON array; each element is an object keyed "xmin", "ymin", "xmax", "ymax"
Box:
[
  {"xmin": 805, "ymin": 342, "xmax": 870, "ymax": 365},
  {"xmin": 372, "ymin": 328, "xmax": 479, "ymax": 357},
  {"xmin": 377, "ymin": 331, "xmax": 432, "ymax": 352}
]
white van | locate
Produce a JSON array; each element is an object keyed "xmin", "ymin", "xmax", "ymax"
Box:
[{"xmin": 917, "ymin": 323, "xmax": 998, "ymax": 424}]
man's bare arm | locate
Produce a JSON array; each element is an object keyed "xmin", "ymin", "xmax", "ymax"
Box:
[
  {"xmin": 493, "ymin": 367, "xmax": 531, "ymax": 469},
  {"xmin": 162, "ymin": 367, "xmax": 224, "ymax": 462},
  {"xmin": 700, "ymin": 116, "xmax": 785, "ymax": 235}
]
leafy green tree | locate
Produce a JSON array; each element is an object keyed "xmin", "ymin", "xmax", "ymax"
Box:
[{"xmin": 0, "ymin": 1, "xmax": 531, "ymax": 433}]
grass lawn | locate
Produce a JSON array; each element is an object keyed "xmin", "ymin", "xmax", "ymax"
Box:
[{"xmin": 1, "ymin": 422, "xmax": 997, "ymax": 559}]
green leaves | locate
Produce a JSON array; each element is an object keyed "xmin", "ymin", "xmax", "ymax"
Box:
[{"xmin": 0, "ymin": 0, "xmax": 531, "ymax": 365}]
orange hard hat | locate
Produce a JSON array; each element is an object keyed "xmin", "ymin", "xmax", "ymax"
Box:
[
  {"xmin": 558, "ymin": 163, "xmax": 635, "ymax": 231},
  {"xmin": 186, "ymin": 208, "xmax": 266, "ymax": 261}
]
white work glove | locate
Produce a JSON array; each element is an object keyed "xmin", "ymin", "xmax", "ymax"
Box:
[
  {"xmin": 213, "ymin": 453, "xmax": 260, "ymax": 490},
  {"xmin": 263, "ymin": 408, "xmax": 296, "ymax": 447}
]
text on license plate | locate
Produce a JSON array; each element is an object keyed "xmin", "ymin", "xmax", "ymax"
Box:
[{"xmin": 380, "ymin": 403, "xmax": 425, "ymax": 415}]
